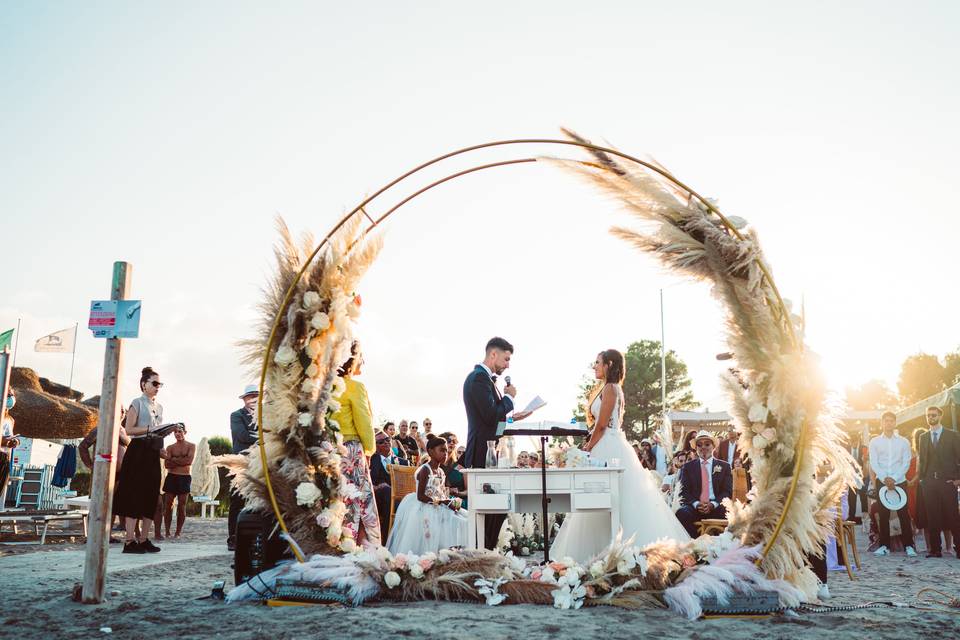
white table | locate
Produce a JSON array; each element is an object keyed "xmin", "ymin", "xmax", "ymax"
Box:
[{"xmin": 461, "ymin": 467, "xmax": 623, "ymax": 559}]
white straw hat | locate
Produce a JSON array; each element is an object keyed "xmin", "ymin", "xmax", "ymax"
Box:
[
  {"xmin": 239, "ymin": 384, "xmax": 259, "ymax": 399},
  {"xmin": 877, "ymin": 485, "xmax": 907, "ymax": 511},
  {"xmin": 694, "ymin": 430, "xmax": 718, "ymax": 446}
]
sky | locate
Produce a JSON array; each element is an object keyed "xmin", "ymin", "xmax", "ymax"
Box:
[{"xmin": 2, "ymin": 2, "xmax": 958, "ymax": 448}]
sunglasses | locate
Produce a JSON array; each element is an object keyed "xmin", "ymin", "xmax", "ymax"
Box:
[
  {"xmin": 151, "ymin": 381, "xmax": 164, "ymax": 388},
  {"xmin": 376, "ymin": 440, "xmax": 389, "ymax": 444}
]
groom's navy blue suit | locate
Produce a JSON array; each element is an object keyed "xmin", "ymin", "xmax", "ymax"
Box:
[
  {"xmin": 462, "ymin": 364, "xmax": 514, "ymax": 549},
  {"xmin": 675, "ymin": 457, "xmax": 733, "ymax": 538}
]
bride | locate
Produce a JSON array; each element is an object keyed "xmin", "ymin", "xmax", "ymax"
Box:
[{"xmin": 551, "ymin": 348, "xmax": 690, "ymax": 562}]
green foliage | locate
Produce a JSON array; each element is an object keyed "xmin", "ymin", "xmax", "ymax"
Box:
[
  {"xmin": 574, "ymin": 339, "xmax": 695, "ymax": 442},
  {"xmin": 208, "ymin": 436, "xmax": 232, "ymax": 456},
  {"xmin": 897, "ymin": 353, "xmax": 947, "ymax": 405},
  {"xmin": 845, "ymin": 379, "xmax": 898, "ymax": 411},
  {"xmin": 943, "ymin": 348, "xmax": 960, "ymax": 388}
]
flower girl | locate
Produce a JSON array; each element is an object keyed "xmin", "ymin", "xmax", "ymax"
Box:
[{"xmin": 386, "ymin": 435, "xmax": 468, "ymax": 554}]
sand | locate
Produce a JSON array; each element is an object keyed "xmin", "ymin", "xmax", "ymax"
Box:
[{"xmin": 2, "ymin": 518, "xmax": 959, "ymax": 639}]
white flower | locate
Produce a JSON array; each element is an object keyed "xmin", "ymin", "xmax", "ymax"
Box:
[
  {"xmin": 301, "ymin": 378, "xmax": 316, "ymax": 393},
  {"xmin": 747, "ymin": 403, "xmax": 769, "ymax": 423},
  {"xmin": 340, "ymin": 537, "xmax": 357, "ymax": 553},
  {"xmin": 474, "ymin": 578, "xmax": 508, "ymax": 606},
  {"xmin": 274, "ymin": 345, "xmax": 297, "ymax": 366},
  {"xmin": 727, "ymin": 215, "xmax": 748, "ymax": 229},
  {"xmin": 616, "ymin": 554, "xmax": 636, "ymax": 575},
  {"xmin": 305, "ymin": 337, "xmax": 323, "ymax": 358},
  {"xmin": 384, "ymin": 571, "xmax": 401, "ymax": 588},
  {"xmin": 438, "ymin": 549, "xmax": 452, "ymax": 564},
  {"xmin": 761, "ymin": 427, "xmax": 777, "ymax": 442},
  {"xmin": 332, "ymin": 377, "xmax": 346, "ymax": 396},
  {"xmin": 634, "ymin": 552, "xmax": 648, "ymax": 576},
  {"xmin": 589, "ymin": 561, "xmax": 604, "ymax": 578},
  {"xmin": 304, "ymin": 363, "xmax": 318, "ymax": 378},
  {"xmin": 752, "ymin": 434, "xmax": 768, "ymax": 450},
  {"xmin": 310, "ymin": 312, "xmax": 331, "ymax": 332},
  {"xmin": 521, "ymin": 546, "xmax": 530, "ymax": 556},
  {"xmin": 294, "ymin": 482, "xmax": 322, "ymax": 507},
  {"xmin": 327, "ymin": 398, "xmax": 342, "ymax": 413},
  {"xmin": 298, "ymin": 412, "xmax": 313, "ymax": 427},
  {"xmin": 539, "ymin": 566, "xmax": 556, "ymax": 583},
  {"xmin": 409, "ymin": 564, "xmax": 424, "ymax": 580},
  {"xmin": 303, "ymin": 291, "xmax": 321, "ymax": 310},
  {"xmin": 552, "ymin": 582, "xmax": 587, "ymax": 610}
]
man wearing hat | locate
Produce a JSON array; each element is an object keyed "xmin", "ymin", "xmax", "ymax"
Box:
[
  {"xmin": 868, "ymin": 411, "xmax": 916, "ymax": 557},
  {"xmin": 674, "ymin": 430, "xmax": 733, "ymax": 537},
  {"xmin": 228, "ymin": 384, "xmax": 260, "ymax": 550}
]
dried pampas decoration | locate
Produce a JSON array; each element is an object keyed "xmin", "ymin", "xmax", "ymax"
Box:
[{"xmin": 551, "ymin": 129, "xmax": 860, "ymax": 596}]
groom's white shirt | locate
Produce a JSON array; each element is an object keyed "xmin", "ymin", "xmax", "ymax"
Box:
[{"xmin": 692, "ymin": 456, "xmax": 718, "ymax": 509}]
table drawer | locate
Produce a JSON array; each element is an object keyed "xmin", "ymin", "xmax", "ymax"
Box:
[
  {"xmin": 470, "ymin": 494, "xmax": 511, "ymax": 512},
  {"xmin": 572, "ymin": 492, "xmax": 612, "ymax": 510},
  {"xmin": 513, "ymin": 474, "xmax": 571, "ymax": 491},
  {"xmin": 573, "ymin": 473, "xmax": 614, "ymax": 491}
]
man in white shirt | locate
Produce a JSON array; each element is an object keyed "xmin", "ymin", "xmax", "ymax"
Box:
[{"xmin": 868, "ymin": 411, "xmax": 916, "ymax": 557}]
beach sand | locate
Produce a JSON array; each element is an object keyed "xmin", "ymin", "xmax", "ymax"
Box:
[{"xmin": 2, "ymin": 518, "xmax": 959, "ymax": 639}]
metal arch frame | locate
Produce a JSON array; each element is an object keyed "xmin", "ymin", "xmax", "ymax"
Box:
[{"xmin": 255, "ymin": 138, "xmax": 805, "ymax": 565}]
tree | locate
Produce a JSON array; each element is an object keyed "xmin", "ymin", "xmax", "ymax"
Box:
[
  {"xmin": 575, "ymin": 339, "xmax": 695, "ymax": 442},
  {"xmin": 845, "ymin": 379, "xmax": 898, "ymax": 411},
  {"xmin": 943, "ymin": 347, "xmax": 960, "ymax": 388},
  {"xmin": 897, "ymin": 353, "xmax": 946, "ymax": 405}
]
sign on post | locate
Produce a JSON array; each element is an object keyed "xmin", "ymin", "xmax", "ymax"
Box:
[{"xmin": 88, "ymin": 300, "xmax": 142, "ymax": 339}]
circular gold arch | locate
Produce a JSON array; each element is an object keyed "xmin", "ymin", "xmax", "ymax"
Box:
[{"xmin": 255, "ymin": 138, "xmax": 807, "ymax": 566}]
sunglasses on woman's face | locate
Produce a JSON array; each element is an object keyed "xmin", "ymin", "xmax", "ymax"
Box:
[{"xmin": 151, "ymin": 381, "xmax": 164, "ymax": 388}]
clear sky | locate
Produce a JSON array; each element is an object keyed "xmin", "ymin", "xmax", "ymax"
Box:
[{"xmin": 2, "ymin": 2, "xmax": 958, "ymax": 447}]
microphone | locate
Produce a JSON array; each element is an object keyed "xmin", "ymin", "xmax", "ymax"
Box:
[{"xmin": 504, "ymin": 375, "xmax": 511, "ymax": 388}]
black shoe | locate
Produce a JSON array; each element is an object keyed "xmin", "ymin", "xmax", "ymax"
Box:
[
  {"xmin": 227, "ymin": 537, "xmax": 236, "ymax": 551},
  {"xmin": 122, "ymin": 542, "xmax": 145, "ymax": 554},
  {"xmin": 140, "ymin": 539, "xmax": 161, "ymax": 553},
  {"xmin": 926, "ymin": 551, "xmax": 942, "ymax": 558}
]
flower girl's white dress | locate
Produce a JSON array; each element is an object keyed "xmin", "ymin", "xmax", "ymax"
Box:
[
  {"xmin": 386, "ymin": 464, "xmax": 469, "ymax": 555},
  {"xmin": 550, "ymin": 386, "xmax": 690, "ymax": 563}
]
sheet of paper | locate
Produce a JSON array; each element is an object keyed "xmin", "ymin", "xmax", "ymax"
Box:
[{"xmin": 521, "ymin": 395, "xmax": 547, "ymax": 414}]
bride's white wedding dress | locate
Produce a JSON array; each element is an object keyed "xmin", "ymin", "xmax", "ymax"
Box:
[{"xmin": 550, "ymin": 386, "xmax": 690, "ymax": 562}]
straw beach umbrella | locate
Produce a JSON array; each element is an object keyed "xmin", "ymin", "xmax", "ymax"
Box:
[
  {"xmin": 190, "ymin": 437, "xmax": 220, "ymax": 498},
  {"xmin": 7, "ymin": 367, "xmax": 97, "ymax": 440}
]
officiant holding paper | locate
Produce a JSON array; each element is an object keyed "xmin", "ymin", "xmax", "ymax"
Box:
[{"xmin": 462, "ymin": 337, "xmax": 531, "ymax": 549}]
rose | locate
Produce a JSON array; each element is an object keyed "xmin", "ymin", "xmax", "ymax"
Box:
[
  {"xmin": 384, "ymin": 571, "xmax": 401, "ymax": 589},
  {"xmin": 305, "ymin": 363, "xmax": 319, "ymax": 378},
  {"xmin": 317, "ymin": 511, "xmax": 333, "ymax": 528},
  {"xmin": 310, "ymin": 312, "xmax": 331, "ymax": 331},
  {"xmin": 340, "ymin": 537, "xmax": 357, "ymax": 553},
  {"xmin": 298, "ymin": 412, "xmax": 313, "ymax": 427},
  {"xmin": 295, "ymin": 482, "xmax": 322, "ymax": 507},
  {"xmin": 301, "ymin": 378, "xmax": 316, "ymax": 393},
  {"xmin": 761, "ymin": 427, "xmax": 777, "ymax": 442},
  {"xmin": 682, "ymin": 555, "xmax": 696, "ymax": 568},
  {"xmin": 747, "ymin": 403, "xmax": 769, "ymax": 423},
  {"xmin": 418, "ymin": 557, "xmax": 434, "ymax": 571},
  {"xmin": 589, "ymin": 561, "xmax": 604, "ymax": 578},
  {"xmin": 409, "ymin": 564, "xmax": 425, "ymax": 580},
  {"xmin": 274, "ymin": 345, "xmax": 297, "ymax": 366},
  {"xmin": 393, "ymin": 554, "xmax": 408, "ymax": 570},
  {"xmin": 752, "ymin": 434, "xmax": 768, "ymax": 450},
  {"xmin": 303, "ymin": 291, "xmax": 321, "ymax": 309},
  {"xmin": 521, "ymin": 546, "xmax": 530, "ymax": 556}
]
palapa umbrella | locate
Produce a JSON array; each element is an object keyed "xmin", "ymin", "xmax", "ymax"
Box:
[
  {"xmin": 8, "ymin": 367, "xmax": 98, "ymax": 440},
  {"xmin": 190, "ymin": 437, "xmax": 220, "ymax": 498}
]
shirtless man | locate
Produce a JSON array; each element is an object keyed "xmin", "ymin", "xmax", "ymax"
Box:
[{"xmin": 162, "ymin": 425, "xmax": 195, "ymax": 538}]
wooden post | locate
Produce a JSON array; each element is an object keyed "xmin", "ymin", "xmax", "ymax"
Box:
[{"xmin": 82, "ymin": 261, "xmax": 131, "ymax": 604}]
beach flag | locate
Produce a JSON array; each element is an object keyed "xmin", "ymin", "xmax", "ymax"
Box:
[
  {"xmin": 35, "ymin": 325, "xmax": 77, "ymax": 353},
  {"xmin": 0, "ymin": 328, "xmax": 13, "ymax": 351}
]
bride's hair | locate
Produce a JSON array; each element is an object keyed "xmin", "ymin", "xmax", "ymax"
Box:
[{"xmin": 585, "ymin": 349, "xmax": 626, "ymax": 428}]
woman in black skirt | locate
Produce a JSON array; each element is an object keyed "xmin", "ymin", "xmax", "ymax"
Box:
[{"xmin": 113, "ymin": 366, "xmax": 165, "ymax": 554}]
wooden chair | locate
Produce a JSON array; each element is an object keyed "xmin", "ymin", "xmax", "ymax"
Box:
[
  {"xmin": 386, "ymin": 464, "xmax": 417, "ymax": 538},
  {"xmin": 833, "ymin": 500, "xmax": 859, "ymax": 581},
  {"xmin": 695, "ymin": 518, "xmax": 729, "ymax": 536}
]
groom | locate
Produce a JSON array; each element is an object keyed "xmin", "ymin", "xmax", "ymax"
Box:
[
  {"xmin": 462, "ymin": 337, "xmax": 530, "ymax": 549},
  {"xmin": 675, "ymin": 430, "xmax": 733, "ymax": 538}
]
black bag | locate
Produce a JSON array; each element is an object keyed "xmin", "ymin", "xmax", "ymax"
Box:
[{"xmin": 234, "ymin": 508, "xmax": 291, "ymax": 586}]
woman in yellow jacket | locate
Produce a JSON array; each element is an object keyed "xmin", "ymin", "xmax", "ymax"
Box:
[{"xmin": 331, "ymin": 341, "xmax": 381, "ymax": 546}]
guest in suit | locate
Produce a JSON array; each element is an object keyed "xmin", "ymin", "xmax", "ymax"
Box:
[
  {"xmin": 675, "ymin": 430, "xmax": 733, "ymax": 538},
  {"xmin": 917, "ymin": 405, "xmax": 960, "ymax": 558},
  {"xmin": 461, "ymin": 337, "xmax": 530, "ymax": 549},
  {"xmin": 717, "ymin": 431, "xmax": 741, "ymax": 467},
  {"xmin": 370, "ymin": 430, "xmax": 410, "ymax": 542},
  {"xmin": 227, "ymin": 384, "xmax": 260, "ymax": 550},
  {"xmin": 330, "ymin": 340, "xmax": 380, "ymax": 546}
]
